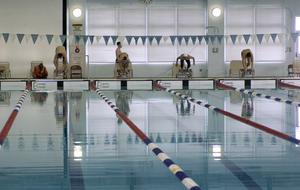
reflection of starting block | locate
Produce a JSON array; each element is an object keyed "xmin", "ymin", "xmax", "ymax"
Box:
[
  {"xmin": 239, "ymin": 69, "xmax": 254, "ymax": 77},
  {"xmin": 114, "ymin": 62, "xmax": 133, "ymax": 79},
  {"xmin": 172, "ymin": 62, "xmax": 192, "ymax": 79}
]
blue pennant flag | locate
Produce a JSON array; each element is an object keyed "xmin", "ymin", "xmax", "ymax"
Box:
[
  {"xmin": 111, "ymin": 36, "xmax": 118, "ymax": 45},
  {"xmin": 2, "ymin": 33, "xmax": 9, "ymax": 43},
  {"xmin": 133, "ymin": 36, "xmax": 139, "ymax": 45},
  {"xmin": 177, "ymin": 36, "xmax": 183, "ymax": 45},
  {"xmin": 141, "ymin": 36, "xmax": 147, "ymax": 45},
  {"xmin": 46, "ymin": 34, "xmax": 53, "ymax": 44},
  {"xmin": 217, "ymin": 35, "xmax": 224, "ymax": 44},
  {"xmin": 204, "ymin": 36, "xmax": 210, "ymax": 45},
  {"xmin": 59, "ymin": 35, "xmax": 67, "ymax": 44},
  {"xmin": 291, "ymin": 33, "xmax": 298, "ymax": 43},
  {"xmin": 75, "ymin": 35, "xmax": 81, "ymax": 44},
  {"xmin": 148, "ymin": 36, "xmax": 155, "ymax": 45},
  {"xmin": 155, "ymin": 36, "xmax": 162, "ymax": 45},
  {"xmin": 270, "ymin": 33, "xmax": 277, "ymax": 43},
  {"xmin": 31, "ymin": 34, "xmax": 38, "ymax": 44},
  {"xmin": 103, "ymin": 36, "xmax": 110, "ymax": 45},
  {"xmin": 183, "ymin": 36, "xmax": 190, "ymax": 45},
  {"xmin": 256, "ymin": 34, "xmax": 264, "ymax": 44},
  {"xmin": 209, "ymin": 35, "xmax": 216, "ymax": 45},
  {"xmin": 89, "ymin": 35, "xmax": 95, "ymax": 44},
  {"xmin": 243, "ymin": 34, "xmax": 250, "ymax": 44},
  {"xmin": 230, "ymin": 35, "xmax": 237, "ymax": 44},
  {"xmin": 17, "ymin": 34, "xmax": 25, "ymax": 44},
  {"xmin": 170, "ymin": 36, "xmax": 177, "ymax": 45},
  {"xmin": 126, "ymin": 36, "xmax": 133, "ymax": 45},
  {"xmin": 82, "ymin": 35, "xmax": 89, "ymax": 45},
  {"xmin": 191, "ymin": 36, "xmax": 197, "ymax": 45},
  {"xmin": 197, "ymin": 36, "xmax": 203, "ymax": 44}
]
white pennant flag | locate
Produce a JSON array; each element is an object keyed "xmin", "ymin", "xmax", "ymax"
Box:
[
  {"xmin": 96, "ymin": 36, "xmax": 102, "ymax": 43},
  {"xmin": 118, "ymin": 36, "xmax": 125, "ymax": 44},
  {"xmin": 11, "ymin": 34, "xmax": 16, "ymax": 43},
  {"xmin": 68, "ymin": 35, "xmax": 74, "ymax": 44},
  {"xmin": 39, "ymin": 34, "xmax": 45, "ymax": 41},
  {"xmin": 224, "ymin": 35, "xmax": 229, "ymax": 44},
  {"xmin": 285, "ymin": 33, "xmax": 290, "ymax": 42},
  {"xmin": 250, "ymin": 35, "xmax": 256, "ymax": 43},
  {"xmin": 264, "ymin": 34, "xmax": 270, "ymax": 43},
  {"xmin": 25, "ymin": 34, "xmax": 31, "ymax": 43},
  {"xmin": 277, "ymin": 34, "xmax": 283, "ymax": 43},
  {"xmin": 163, "ymin": 36, "xmax": 169, "ymax": 44},
  {"xmin": 54, "ymin": 35, "xmax": 60, "ymax": 43},
  {"xmin": 237, "ymin": 35, "xmax": 243, "ymax": 44}
]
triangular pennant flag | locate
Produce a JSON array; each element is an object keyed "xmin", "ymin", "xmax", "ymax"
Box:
[
  {"xmin": 209, "ymin": 35, "xmax": 216, "ymax": 45},
  {"xmin": 126, "ymin": 36, "xmax": 133, "ymax": 45},
  {"xmin": 264, "ymin": 34, "xmax": 270, "ymax": 43},
  {"xmin": 163, "ymin": 36, "xmax": 169, "ymax": 44},
  {"xmin": 177, "ymin": 36, "xmax": 183, "ymax": 45},
  {"xmin": 285, "ymin": 33, "xmax": 290, "ymax": 42},
  {"xmin": 74, "ymin": 35, "xmax": 81, "ymax": 44},
  {"xmin": 204, "ymin": 36, "xmax": 210, "ymax": 45},
  {"xmin": 103, "ymin": 36, "xmax": 110, "ymax": 45},
  {"xmin": 230, "ymin": 35, "xmax": 237, "ymax": 44},
  {"xmin": 197, "ymin": 36, "xmax": 204, "ymax": 44},
  {"xmin": 141, "ymin": 36, "xmax": 147, "ymax": 45},
  {"xmin": 270, "ymin": 33, "xmax": 277, "ymax": 43},
  {"xmin": 250, "ymin": 35, "xmax": 256, "ymax": 43},
  {"xmin": 133, "ymin": 36, "xmax": 140, "ymax": 45},
  {"xmin": 59, "ymin": 35, "xmax": 67, "ymax": 44},
  {"xmin": 25, "ymin": 34, "xmax": 31, "ymax": 43},
  {"xmin": 17, "ymin": 34, "xmax": 25, "ymax": 44},
  {"xmin": 54, "ymin": 35, "xmax": 59, "ymax": 43},
  {"xmin": 96, "ymin": 36, "xmax": 102, "ymax": 43},
  {"xmin": 83, "ymin": 35, "xmax": 89, "ymax": 45},
  {"xmin": 216, "ymin": 35, "xmax": 224, "ymax": 44},
  {"xmin": 277, "ymin": 34, "xmax": 283, "ymax": 43},
  {"xmin": 291, "ymin": 33, "xmax": 298, "ymax": 43},
  {"xmin": 183, "ymin": 36, "xmax": 190, "ymax": 45},
  {"xmin": 11, "ymin": 34, "xmax": 16, "ymax": 43},
  {"xmin": 243, "ymin": 34, "xmax": 250, "ymax": 44},
  {"xmin": 191, "ymin": 36, "xmax": 197, "ymax": 45},
  {"xmin": 89, "ymin": 35, "xmax": 95, "ymax": 44},
  {"xmin": 237, "ymin": 35, "xmax": 243, "ymax": 44},
  {"xmin": 148, "ymin": 36, "xmax": 155, "ymax": 45},
  {"xmin": 256, "ymin": 34, "xmax": 264, "ymax": 44},
  {"xmin": 224, "ymin": 35, "xmax": 229, "ymax": 44},
  {"xmin": 2, "ymin": 33, "xmax": 9, "ymax": 43},
  {"xmin": 154, "ymin": 36, "xmax": 162, "ymax": 45},
  {"xmin": 31, "ymin": 34, "xmax": 39, "ymax": 44},
  {"xmin": 111, "ymin": 36, "xmax": 118, "ymax": 45},
  {"xmin": 46, "ymin": 34, "xmax": 53, "ymax": 45},
  {"xmin": 118, "ymin": 36, "xmax": 125, "ymax": 44},
  {"xmin": 39, "ymin": 34, "xmax": 45, "ymax": 41},
  {"xmin": 68, "ymin": 35, "xmax": 74, "ymax": 44},
  {"xmin": 170, "ymin": 36, "xmax": 177, "ymax": 45}
]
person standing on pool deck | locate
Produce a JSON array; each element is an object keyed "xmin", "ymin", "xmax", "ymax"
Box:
[
  {"xmin": 241, "ymin": 49, "xmax": 254, "ymax": 77},
  {"xmin": 116, "ymin": 42, "xmax": 122, "ymax": 63},
  {"xmin": 176, "ymin": 53, "xmax": 195, "ymax": 72}
]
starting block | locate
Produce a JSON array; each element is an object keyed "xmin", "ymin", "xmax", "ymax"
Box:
[
  {"xmin": 114, "ymin": 62, "xmax": 133, "ymax": 79},
  {"xmin": 53, "ymin": 71, "xmax": 68, "ymax": 79},
  {"xmin": 239, "ymin": 69, "xmax": 254, "ymax": 77},
  {"xmin": 177, "ymin": 69, "xmax": 192, "ymax": 79}
]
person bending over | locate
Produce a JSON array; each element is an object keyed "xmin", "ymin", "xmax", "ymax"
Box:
[
  {"xmin": 33, "ymin": 63, "xmax": 48, "ymax": 79},
  {"xmin": 176, "ymin": 53, "xmax": 195, "ymax": 72},
  {"xmin": 241, "ymin": 49, "xmax": 254, "ymax": 77},
  {"xmin": 53, "ymin": 46, "xmax": 68, "ymax": 74},
  {"xmin": 118, "ymin": 52, "xmax": 131, "ymax": 74}
]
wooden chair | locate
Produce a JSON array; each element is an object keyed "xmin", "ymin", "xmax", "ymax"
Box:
[
  {"xmin": 293, "ymin": 61, "xmax": 300, "ymax": 77},
  {"xmin": 229, "ymin": 60, "xmax": 243, "ymax": 77},
  {"xmin": 0, "ymin": 62, "xmax": 11, "ymax": 79},
  {"xmin": 70, "ymin": 65, "xmax": 82, "ymax": 79}
]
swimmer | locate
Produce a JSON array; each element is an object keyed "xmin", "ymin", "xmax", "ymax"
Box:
[
  {"xmin": 176, "ymin": 53, "xmax": 195, "ymax": 72},
  {"xmin": 116, "ymin": 42, "xmax": 122, "ymax": 63},
  {"xmin": 241, "ymin": 49, "xmax": 253, "ymax": 77}
]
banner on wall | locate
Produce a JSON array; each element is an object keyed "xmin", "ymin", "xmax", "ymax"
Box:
[{"xmin": 1, "ymin": 32, "xmax": 300, "ymax": 46}]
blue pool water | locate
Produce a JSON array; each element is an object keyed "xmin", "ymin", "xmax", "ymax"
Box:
[{"xmin": 0, "ymin": 88, "xmax": 300, "ymax": 190}]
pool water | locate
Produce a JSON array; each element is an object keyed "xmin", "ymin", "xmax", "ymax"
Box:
[{"xmin": 0, "ymin": 88, "xmax": 300, "ymax": 190}]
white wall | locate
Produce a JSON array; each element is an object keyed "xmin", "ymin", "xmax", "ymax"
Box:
[{"xmin": 0, "ymin": 0, "xmax": 62, "ymax": 78}]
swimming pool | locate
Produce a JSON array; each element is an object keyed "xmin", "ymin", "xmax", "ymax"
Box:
[{"xmin": 0, "ymin": 86, "xmax": 300, "ymax": 189}]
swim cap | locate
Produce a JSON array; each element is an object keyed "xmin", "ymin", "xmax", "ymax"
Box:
[{"xmin": 183, "ymin": 53, "xmax": 188, "ymax": 57}]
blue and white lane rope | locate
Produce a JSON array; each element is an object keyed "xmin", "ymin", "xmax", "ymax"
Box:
[
  {"xmin": 217, "ymin": 81, "xmax": 300, "ymax": 107},
  {"xmin": 91, "ymin": 83, "xmax": 201, "ymax": 190},
  {"xmin": 0, "ymin": 83, "xmax": 31, "ymax": 147},
  {"xmin": 154, "ymin": 82, "xmax": 300, "ymax": 145}
]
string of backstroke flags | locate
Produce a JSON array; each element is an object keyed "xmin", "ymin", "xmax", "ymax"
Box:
[{"xmin": 0, "ymin": 32, "xmax": 299, "ymax": 46}]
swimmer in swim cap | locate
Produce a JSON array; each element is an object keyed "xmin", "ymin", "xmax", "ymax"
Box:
[
  {"xmin": 176, "ymin": 53, "xmax": 195, "ymax": 72},
  {"xmin": 241, "ymin": 49, "xmax": 254, "ymax": 77}
]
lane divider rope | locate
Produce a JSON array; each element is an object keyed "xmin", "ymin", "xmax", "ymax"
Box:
[
  {"xmin": 154, "ymin": 82, "xmax": 300, "ymax": 145},
  {"xmin": 91, "ymin": 83, "xmax": 201, "ymax": 190},
  {"xmin": 0, "ymin": 82, "xmax": 31, "ymax": 147},
  {"xmin": 216, "ymin": 81, "xmax": 300, "ymax": 107},
  {"xmin": 278, "ymin": 81, "xmax": 300, "ymax": 89}
]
